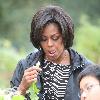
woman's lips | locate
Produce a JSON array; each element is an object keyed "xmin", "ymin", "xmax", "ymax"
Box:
[{"xmin": 48, "ymin": 51, "xmax": 56, "ymax": 57}]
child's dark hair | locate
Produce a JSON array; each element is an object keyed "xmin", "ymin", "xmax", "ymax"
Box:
[{"xmin": 77, "ymin": 64, "xmax": 100, "ymax": 87}]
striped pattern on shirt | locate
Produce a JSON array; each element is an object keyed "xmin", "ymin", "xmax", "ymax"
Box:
[{"xmin": 41, "ymin": 60, "xmax": 72, "ymax": 100}]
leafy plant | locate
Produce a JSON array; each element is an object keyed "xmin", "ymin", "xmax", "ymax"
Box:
[{"xmin": 28, "ymin": 62, "xmax": 40, "ymax": 100}]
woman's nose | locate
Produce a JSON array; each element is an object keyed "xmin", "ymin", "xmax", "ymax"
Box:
[{"xmin": 47, "ymin": 39, "xmax": 53, "ymax": 46}]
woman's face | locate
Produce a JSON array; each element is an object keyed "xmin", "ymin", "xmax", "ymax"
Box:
[
  {"xmin": 80, "ymin": 75, "xmax": 100, "ymax": 100},
  {"xmin": 40, "ymin": 23, "xmax": 65, "ymax": 62}
]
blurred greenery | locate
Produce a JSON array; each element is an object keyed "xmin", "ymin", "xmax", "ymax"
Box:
[
  {"xmin": 75, "ymin": 15, "xmax": 100, "ymax": 63},
  {"xmin": 0, "ymin": 0, "xmax": 100, "ymax": 90},
  {"xmin": 0, "ymin": 39, "xmax": 25, "ymax": 88}
]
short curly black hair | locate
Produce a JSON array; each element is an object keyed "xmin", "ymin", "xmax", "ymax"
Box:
[{"xmin": 30, "ymin": 5, "xmax": 74, "ymax": 49}]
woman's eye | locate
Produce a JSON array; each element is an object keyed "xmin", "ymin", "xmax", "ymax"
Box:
[
  {"xmin": 40, "ymin": 35, "xmax": 61, "ymax": 42},
  {"xmin": 52, "ymin": 36, "xmax": 60, "ymax": 41},
  {"xmin": 41, "ymin": 37, "xmax": 47, "ymax": 41}
]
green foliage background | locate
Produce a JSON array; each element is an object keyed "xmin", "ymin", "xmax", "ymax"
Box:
[{"xmin": 0, "ymin": 0, "xmax": 100, "ymax": 89}]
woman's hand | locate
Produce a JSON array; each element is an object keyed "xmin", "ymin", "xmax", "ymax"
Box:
[{"xmin": 18, "ymin": 66, "xmax": 42, "ymax": 95}]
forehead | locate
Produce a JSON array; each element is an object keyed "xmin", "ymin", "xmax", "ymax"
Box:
[
  {"xmin": 80, "ymin": 75, "xmax": 99, "ymax": 87},
  {"xmin": 42, "ymin": 23, "xmax": 61, "ymax": 35}
]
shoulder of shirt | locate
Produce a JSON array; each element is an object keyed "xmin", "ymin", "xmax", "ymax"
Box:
[
  {"xmin": 19, "ymin": 50, "xmax": 41, "ymax": 69},
  {"xmin": 68, "ymin": 48, "xmax": 93, "ymax": 70}
]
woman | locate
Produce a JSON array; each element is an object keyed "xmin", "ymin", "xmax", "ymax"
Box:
[
  {"xmin": 77, "ymin": 65, "xmax": 100, "ymax": 100},
  {"xmin": 10, "ymin": 5, "xmax": 93, "ymax": 100}
]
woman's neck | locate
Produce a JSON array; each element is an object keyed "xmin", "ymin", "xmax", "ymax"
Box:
[{"xmin": 57, "ymin": 50, "xmax": 70, "ymax": 65}]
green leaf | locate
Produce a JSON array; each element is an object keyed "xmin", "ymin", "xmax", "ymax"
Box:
[
  {"xmin": 12, "ymin": 95, "xmax": 25, "ymax": 100},
  {"xmin": 29, "ymin": 82, "xmax": 40, "ymax": 100}
]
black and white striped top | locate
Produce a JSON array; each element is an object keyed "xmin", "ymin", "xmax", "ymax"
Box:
[{"xmin": 41, "ymin": 59, "xmax": 72, "ymax": 100}]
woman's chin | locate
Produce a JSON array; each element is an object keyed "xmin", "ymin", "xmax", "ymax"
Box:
[{"xmin": 46, "ymin": 53, "xmax": 59, "ymax": 61}]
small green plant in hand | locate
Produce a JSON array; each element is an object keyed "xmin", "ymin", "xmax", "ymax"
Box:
[{"xmin": 29, "ymin": 61, "xmax": 40, "ymax": 100}]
